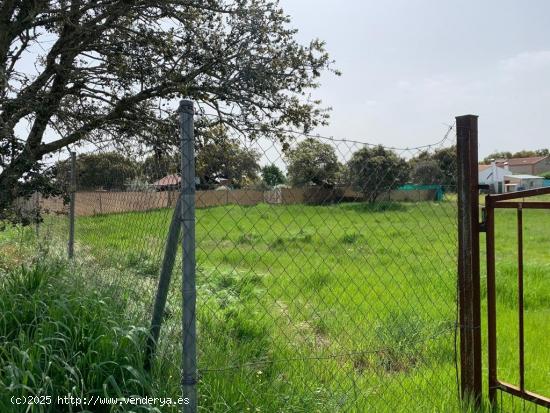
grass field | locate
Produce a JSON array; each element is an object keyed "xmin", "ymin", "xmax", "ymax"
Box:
[{"xmin": 1, "ymin": 197, "xmax": 549, "ymax": 412}]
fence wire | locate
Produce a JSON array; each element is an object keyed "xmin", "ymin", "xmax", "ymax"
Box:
[
  {"xmin": 192, "ymin": 127, "xmax": 460, "ymax": 412},
  {"xmin": 17, "ymin": 118, "xmax": 466, "ymax": 412},
  {"xmin": 7, "ymin": 108, "xmax": 550, "ymax": 413},
  {"xmin": 45, "ymin": 120, "xmax": 464, "ymax": 411}
]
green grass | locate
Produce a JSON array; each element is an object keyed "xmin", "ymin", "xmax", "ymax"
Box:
[
  {"xmin": 0, "ymin": 260, "xmax": 163, "ymax": 412},
  {"xmin": 2, "ymin": 197, "xmax": 549, "ymax": 412},
  {"xmin": 67, "ymin": 200, "xmax": 460, "ymax": 412}
]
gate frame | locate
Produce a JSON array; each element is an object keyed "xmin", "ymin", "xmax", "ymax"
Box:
[{"xmin": 485, "ymin": 186, "xmax": 550, "ymax": 408}]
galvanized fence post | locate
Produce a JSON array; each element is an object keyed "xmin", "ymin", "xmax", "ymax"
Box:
[
  {"xmin": 68, "ymin": 151, "xmax": 76, "ymax": 259},
  {"xmin": 34, "ymin": 192, "xmax": 40, "ymax": 238},
  {"xmin": 179, "ymin": 99, "xmax": 197, "ymax": 413},
  {"xmin": 145, "ymin": 196, "xmax": 182, "ymax": 371},
  {"xmin": 456, "ymin": 114, "xmax": 482, "ymax": 406}
]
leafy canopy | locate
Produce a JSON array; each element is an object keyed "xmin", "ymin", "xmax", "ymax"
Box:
[
  {"xmin": 410, "ymin": 160, "xmax": 444, "ymax": 185},
  {"xmin": 482, "ymin": 149, "xmax": 549, "ymax": 164},
  {"xmin": 0, "ymin": 0, "xmax": 337, "ymax": 219},
  {"xmin": 409, "ymin": 146, "xmax": 457, "ymax": 188},
  {"xmin": 195, "ymin": 126, "xmax": 260, "ymax": 189},
  {"xmin": 261, "ymin": 164, "xmax": 286, "ymax": 188},
  {"xmin": 54, "ymin": 152, "xmax": 139, "ymax": 190},
  {"xmin": 347, "ymin": 146, "xmax": 409, "ymax": 203},
  {"xmin": 286, "ymin": 138, "xmax": 340, "ymax": 187}
]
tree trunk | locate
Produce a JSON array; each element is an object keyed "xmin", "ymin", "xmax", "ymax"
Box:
[{"xmin": 0, "ymin": 150, "xmax": 40, "ymax": 213}]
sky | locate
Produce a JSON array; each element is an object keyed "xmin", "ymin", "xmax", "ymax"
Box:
[
  {"xmin": 13, "ymin": 0, "xmax": 550, "ymax": 166},
  {"xmin": 278, "ymin": 0, "xmax": 550, "ymax": 158}
]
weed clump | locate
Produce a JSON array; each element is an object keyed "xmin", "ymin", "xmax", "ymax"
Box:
[
  {"xmin": 0, "ymin": 261, "xmax": 155, "ymax": 412},
  {"xmin": 340, "ymin": 232, "xmax": 362, "ymax": 244},
  {"xmin": 372, "ymin": 311, "xmax": 427, "ymax": 374},
  {"xmin": 124, "ymin": 251, "xmax": 159, "ymax": 278}
]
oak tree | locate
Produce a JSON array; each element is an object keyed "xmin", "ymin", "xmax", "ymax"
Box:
[
  {"xmin": 0, "ymin": 0, "xmax": 336, "ymax": 219},
  {"xmin": 286, "ymin": 138, "xmax": 340, "ymax": 187},
  {"xmin": 347, "ymin": 145, "xmax": 409, "ymax": 203}
]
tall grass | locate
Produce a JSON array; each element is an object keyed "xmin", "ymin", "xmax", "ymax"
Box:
[
  {"xmin": 0, "ymin": 260, "xmax": 165, "ymax": 412},
  {"xmin": 2, "ymin": 199, "xmax": 548, "ymax": 412},
  {"xmin": 71, "ymin": 201, "xmax": 462, "ymax": 412}
]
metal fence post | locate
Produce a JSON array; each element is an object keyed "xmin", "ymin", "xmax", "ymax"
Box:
[
  {"xmin": 179, "ymin": 99, "xmax": 197, "ymax": 413},
  {"xmin": 145, "ymin": 196, "xmax": 182, "ymax": 371},
  {"xmin": 68, "ymin": 151, "xmax": 76, "ymax": 259},
  {"xmin": 34, "ymin": 192, "xmax": 40, "ymax": 238},
  {"xmin": 456, "ymin": 114, "xmax": 482, "ymax": 406}
]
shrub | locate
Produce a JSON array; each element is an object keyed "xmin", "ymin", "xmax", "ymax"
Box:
[
  {"xmin": 347, "ymin": 146, "xmax": 409, "ymax": 203},
  {"xmin": 286, "ymin": 138, "xmax": 341, "ymax": 187}
]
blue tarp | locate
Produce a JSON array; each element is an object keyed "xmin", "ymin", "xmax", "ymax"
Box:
[{"xmin": 544, "ymin": 179, "xmax": 550, "ymax": 187}]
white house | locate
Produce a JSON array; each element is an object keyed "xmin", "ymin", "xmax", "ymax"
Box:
[
  {"xmin": 478, "ymin": 161, "xmax": 510, "ymax": 194},
  {"xmin": 504, "ymin": 174, "xmax": 545, "ymax": 192}
]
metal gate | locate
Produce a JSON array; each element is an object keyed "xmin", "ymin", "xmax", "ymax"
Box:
[{"xmin": 485, "ymin": 186, "xmax": 550, "ymax": 408}]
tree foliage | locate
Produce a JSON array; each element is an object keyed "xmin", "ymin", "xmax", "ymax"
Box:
[
  {"xmin": 347, "ymin": 146, "xmax": 409, "ymax": 203},
  {"xmin": 410, "ymin": 146, "xmax": 457, "ymax": 188},
  {"xmin": 286, "ymin": 138, "xmax": 340, "ymax": 187},
  {"xmin": 142, "ymin": 153, "xmax": 180, "ymax": 182},
  {"xmin": 482, "ymin": 151, "xmax": 513, "ymax": 163},
  {"xmin": 195, "ymin": 126, "xmax": 260, "ymax": 189},
  {"xmin": 410, "ymin": 160, "xmax": 444, "ymax": 185},
  {"xmin": 482, "ymin": 149, "xmax": 549, "ymax": 164},
  {"xmin": 54, "ymin": 152, "xmax": 138, "ymax": 190},
  {"xmin": 0, "ymin": 0, "xmax": 336, "ymax": 220},
  {"xmin": 261, "ymin": 164, "xmax": 286, "ymax": 188},
  {"xmin": 131, "ymin": 126, "xmax": 262, "ymax": 189}
]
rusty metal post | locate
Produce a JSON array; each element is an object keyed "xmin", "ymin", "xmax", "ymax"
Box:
[
  {"xmin": 517, "ymin": 206, "xmax": 525, "ymax": 392},
  {"xmin": 485, "ymin": 197, "xmax": 497, "ymax": 405},
  {"xmin": 456, "ymin": 114, "xmax": 482, "ymax": 405}
]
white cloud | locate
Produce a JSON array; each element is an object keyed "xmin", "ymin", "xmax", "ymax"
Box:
[{"xmin": 499, "ymin": 50, "xmax": 550, "ymax": 74}]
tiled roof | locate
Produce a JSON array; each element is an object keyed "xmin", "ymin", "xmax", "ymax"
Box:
[
  {"xmin": 496, "ymin": 156, "xmax": 547, "ymax": 166},
  {"xmin": 504, "ymin": 174, "xmax": 544, "ymax": 179},
  {"xmin": 153, "ymin": 174, "xmax": 181, "ymax": 186},
  {"xmin": 479, "ymin": 164, "xmax": 508, "ymax": 171}
]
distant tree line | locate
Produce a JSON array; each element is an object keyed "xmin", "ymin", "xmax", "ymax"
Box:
[
  {"xmin": 482, "ymin": 149, "xmax": 549, "ymax": 164},
  {"xmin": 53, "ymin": 127, "xmax": 263, "ymax": 191},
  {"xmin": 52, "ymin": 135, "xmax": 458, "ymax": 203},
  {"xmin": 284, "ymin": 138, "xmax": 457, "ymax": 203}
]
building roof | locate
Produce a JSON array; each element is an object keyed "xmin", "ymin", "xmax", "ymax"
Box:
[
  {"xmin": 479, "ymin": 164, "xmax": 508, "ymax": 172},
  {"xmin": 153, "ymin": 174, "xmax": 181, "ymax": 186},
  {"xmin": 496, "ymin": 156, "xmax": 547, "ymax": 166},
  {"xmin": 504, "ymin": 174, "xmax": 544, "ymax": 180}
]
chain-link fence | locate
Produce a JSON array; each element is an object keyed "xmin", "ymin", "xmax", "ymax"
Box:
[
  {"xmin": 14, "ymin": 104, "xmax": 465, "ymax": 412},
  {"xmin": 8, "ymin": 104, "xmax": 550, "ymax": 413},
  {"xmin": 192, "ymin": 125, "xmax": 460, "ymax": 412}
]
